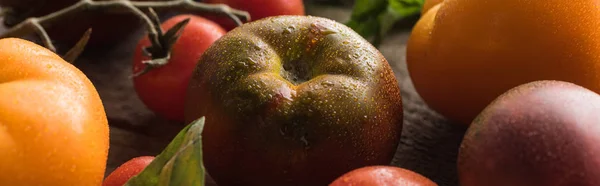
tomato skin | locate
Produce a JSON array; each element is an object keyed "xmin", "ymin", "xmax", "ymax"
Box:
[
  {"xmin": 0, "ymin": 38, "xmax": 109, "ymax": 185},
  {"xmin": 330, "ymin": 166, "xmax": 438, "ymax": 186},
  {"xmin": 103, "ymin": 156, "xmax": 155, "ymax": 186},
  {"xmin": 184, "ymin": 16, "xmax": 403, "ymax": 186},
  {"xmin": 203, "ymin": 0, "xmax": 305, "ymax": 30},
  {"xmin": 406, "ymin": 0, "xmax": 600, "ymax": 125},
  {"xmin": 133, "ymin": 15, "xmax": 226, "ymax": 122},
  {"xmin": 458, "ymin": 81, "xmax": 600, "ymax": 186},
  {"xmin": 421, "ymin": 0, "xmax": 443, "ymax": 14}
]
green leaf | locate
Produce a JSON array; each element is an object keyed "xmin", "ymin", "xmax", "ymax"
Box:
[
  {"xmin": 124, "ymin": 117, "xmax": 206, "ymax": 186},
  {"xmin": 350, "ymin": 0, "xmax": 388, "ymax": 19},
  {"xmin": 346, "ymin": 0, "xmax": 388, "ymax": 39},
  {"xmin": 346, "ymin": 0, "xmax": 425, "ymax": 47},
  {"xmin": 346, "ymin": 18, "xmax": 380, "ymax": 42}
]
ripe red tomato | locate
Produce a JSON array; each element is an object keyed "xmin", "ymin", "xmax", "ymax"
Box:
[
  {"xmin": 203, "ymin": 0, "xmax": 305, "ymax": 30},
  {"xmin": 103, "ymin": 156, "xmax": 155, "ymax": 186},
  {"xmin": 132, "ymin": 14, "xmax": 226, "ymax": 122},
  {"xmin": 330, "ymin": 166, "xmax": 438, "ymax": 186}
]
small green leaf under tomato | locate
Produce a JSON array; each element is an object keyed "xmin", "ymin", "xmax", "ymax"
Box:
[{"xmin": 124, "ymin": 117, "xmax": 207, "ymax": 186}]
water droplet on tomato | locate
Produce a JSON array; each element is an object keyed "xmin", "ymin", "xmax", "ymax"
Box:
[{"xmin": 321, "ymin": 81, "xmax": 334, "ymax": 87}]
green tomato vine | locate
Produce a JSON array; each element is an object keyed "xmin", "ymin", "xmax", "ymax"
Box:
[{"xmin": 0, "ymin": 0, "xmax": 251, "ymax": 63}]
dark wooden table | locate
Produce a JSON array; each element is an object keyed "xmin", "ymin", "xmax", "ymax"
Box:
[{"xmin": 2, "ymin": 3, "xmax": 467, "ymax": 186}]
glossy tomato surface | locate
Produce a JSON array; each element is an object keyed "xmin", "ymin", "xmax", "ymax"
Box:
[
  {"xmin": 185, "ymin": 16, "xmax": 403, "ymax": 186},
  {"xmin": 458, "ymin": 81, "xmax": 600, "ymax": 186},
  {"xmin": 133, "ymin": 15, "xmax": 226, "ymax": 122},
  {"xmin": 0, "ymin": 38, "xmax": 109, "ymax": 185},
  {"xmin": 330, "ymin": 166, "xmax": 438, "ymax": 186},
  {"xmin": 407, "ymin": 0, "xmax": 600, "ymax": 125},
  {"xmin": 103, "ymin": 156, "xmax": 155, "ymax": 186}
]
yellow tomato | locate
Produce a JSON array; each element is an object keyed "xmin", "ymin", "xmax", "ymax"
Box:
[
  {"xmin": 0, "ymin": 38, "xmax": 109, "ymax": 185},
  {"xmin": 407, "ymin": 0, "xmax": 600, "ymax": 125}
]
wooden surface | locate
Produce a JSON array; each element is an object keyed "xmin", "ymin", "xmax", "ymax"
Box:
[{"xmin": 1, "ymin": 3, "xmax": 467, "ymax": 186}]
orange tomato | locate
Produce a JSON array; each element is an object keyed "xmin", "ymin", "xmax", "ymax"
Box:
[
  {"xmin": 407, "ymin": 0, "xmax": 600, "ymax": 125},
  {"xmin": 0, "ymin": 38, "xmax": 109, "ymax": 185}
]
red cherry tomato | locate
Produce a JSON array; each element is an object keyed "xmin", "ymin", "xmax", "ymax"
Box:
[
  {"xmin": 132, "ymin": 15, "xmax": 226, "ymax": 122},
  {"xmin": 203, "ymin": 0, "xmax": 305, "ymax": 30},
  {"xmin": 103, "ymin": 156, "xmax": 155, "ymax": 186}
]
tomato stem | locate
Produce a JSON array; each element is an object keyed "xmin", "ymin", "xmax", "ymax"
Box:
[
  {"xmin": 29, "ymin": 18, "xmax": 56, "ymax": 52},
  {"xmin": 131, "ymin": 13, "xmax": 190, "ymax": 78},
  {"xmin": 63, "ymin": 28, "xmax": 92, "ymax": 63},
  {"xmin": 0, "ymin": 0, "xmax": 251, "ymax": 61}
]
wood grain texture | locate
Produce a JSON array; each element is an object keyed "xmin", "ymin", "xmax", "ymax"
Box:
[{"xmin": 0, "ymin": 3, "xmax": 466, "ymax": 186}]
